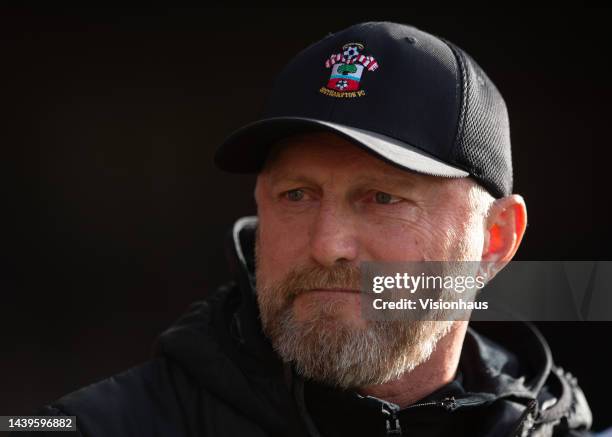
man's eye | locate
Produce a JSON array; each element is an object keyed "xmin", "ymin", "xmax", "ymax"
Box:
[
  {"xmin": 374, "ymin": 191, "xmax": 401, "ymax": 204},
  {"xmin": 285, "ymin": 189, "xmax": 305, "ymax": 201}
]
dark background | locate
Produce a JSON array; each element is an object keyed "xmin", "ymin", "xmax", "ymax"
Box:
[{"xmin": 2, "ymin": 7, "xmax": 611, "ymax": 431}]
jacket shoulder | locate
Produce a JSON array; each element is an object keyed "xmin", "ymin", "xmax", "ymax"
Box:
[{"xmin": 36, "ymin": 357, "xmax": 190, "ymax": 437}]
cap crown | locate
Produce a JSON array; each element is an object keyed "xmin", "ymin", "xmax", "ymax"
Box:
[{"xmin": 262, "ymin": 21, "xmax": 512, "ymax": 197}]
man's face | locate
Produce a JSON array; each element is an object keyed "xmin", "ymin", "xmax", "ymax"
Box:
[{"xmin": 254, "ymin": 132, "xmax": 490, "ymax": 388}]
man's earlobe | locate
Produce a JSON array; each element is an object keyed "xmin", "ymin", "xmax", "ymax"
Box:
[{"xmin": 481, "ymin": 194, "xmax": 527, "ymax": 268}]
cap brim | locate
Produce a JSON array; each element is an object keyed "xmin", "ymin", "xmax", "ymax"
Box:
[{"xmin": 214, "ymin": 116, "xmax": 469, "ymax": 178}]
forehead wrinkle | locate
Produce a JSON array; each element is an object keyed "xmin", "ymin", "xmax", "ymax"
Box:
[{"xmin": 268, "ymin": 170, "xmax": 321, "ymax": 188}]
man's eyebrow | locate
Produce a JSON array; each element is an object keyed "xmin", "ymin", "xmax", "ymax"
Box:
[
  {"xmin": 268, "ymin": 172, "xmax": 319, "ymax": 187},
  {"xmin": 268, "ymin": 171, "xmax": 418, "ymax": 190}
]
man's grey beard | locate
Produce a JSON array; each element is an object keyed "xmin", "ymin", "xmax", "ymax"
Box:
[{"xmin": 255, "ymin": 240, "xmax": 452, "ymax": 389}]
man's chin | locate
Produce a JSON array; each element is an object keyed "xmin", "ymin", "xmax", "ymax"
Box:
[{"xmin": 266, "ymin": 305, "xmax": 455, "ymax": 388}]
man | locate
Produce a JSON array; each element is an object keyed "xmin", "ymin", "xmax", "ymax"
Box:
[{"xmin": 24, "ymin": 21, "xmax": 592, "ymax": 436}]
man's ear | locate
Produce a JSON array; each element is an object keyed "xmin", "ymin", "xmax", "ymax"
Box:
[
  {"xmin": 254, "ymin": 174, "xmax": 265, "ymax": 208},
  {"xmin": 481, "ymin": 194, "xmax": 527, "ymax": 272}
]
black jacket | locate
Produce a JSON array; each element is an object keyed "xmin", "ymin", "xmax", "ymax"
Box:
[{"xmin": 22, "ymin": 216, "xmax": 593, "ymax": 437}]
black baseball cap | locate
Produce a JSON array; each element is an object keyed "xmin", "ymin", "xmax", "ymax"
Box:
[{"xmin": 214, "ymin": 21, "xmax": 512, "ymax": 198}]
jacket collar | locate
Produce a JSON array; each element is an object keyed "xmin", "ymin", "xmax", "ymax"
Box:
[{"xmin": 225, "ymin": 216, "xmax": 287, "ymax": 378}]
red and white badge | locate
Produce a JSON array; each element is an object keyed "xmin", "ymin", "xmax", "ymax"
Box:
[{"xmin": 320, "ymin": 43, "xmax": 378, "ymax": 98}]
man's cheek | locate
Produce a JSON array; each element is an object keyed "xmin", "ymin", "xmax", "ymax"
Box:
[
  {"xmin": 361, "ymin": 220, "xmax": 439, "ymax": 258},
  {"xmin": 267, "ymin": 228, "xmax": 312, "ymax": 263}
]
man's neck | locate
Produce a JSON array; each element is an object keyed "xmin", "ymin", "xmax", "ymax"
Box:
[{"xmin": 355, "ymin": 321, "xmax": 468, "ymax": 409}]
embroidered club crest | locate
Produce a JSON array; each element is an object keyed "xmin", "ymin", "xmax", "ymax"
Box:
[{"xmin": 319, "ymin": 42, "xmax": 378, "ymax": 98}]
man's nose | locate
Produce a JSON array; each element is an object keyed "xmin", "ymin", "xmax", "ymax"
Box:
[{"xmin": 308, "ymin": 202, "xmax": 359, "ymax": 267}]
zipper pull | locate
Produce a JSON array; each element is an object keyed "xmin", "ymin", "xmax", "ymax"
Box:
[
  {"xmin": 381, "ymin": 401, "xmax": 402, "ymax": 436},
  {"xmin": 441, "ymin": 396, "xmax": 458, "ymax": 412}
]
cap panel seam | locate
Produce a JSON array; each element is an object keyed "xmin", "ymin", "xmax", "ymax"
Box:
[{"xmin": 439, "ymin": 38, "xmax": 473, "ymax": 173}]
